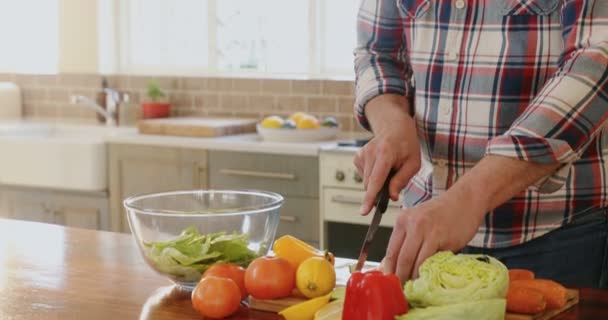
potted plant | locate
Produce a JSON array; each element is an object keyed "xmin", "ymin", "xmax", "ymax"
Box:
[{"xmin": 141, "ymin": 81, "xmax": 171, "ymax": 119}]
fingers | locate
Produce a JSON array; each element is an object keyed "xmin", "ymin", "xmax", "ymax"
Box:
[
  {"xmin": 361, "ymin": 159, "xmax": 391, "ymax": 215},
  {"xmin": 353, "ymin": 151, "xmax": 363, "ymax": 174},
  {"xmin": 412, "ymin": 238, "xmax": 439, "ymax": 279},
  {"xmin": 382, "ymin": 212, "xmax": 407, "ymax": 275},
  {"xmin": 389, "ymin": 162, "xmax": 420, "ymax": 201},
  {"xmin": 362, "ymin": 152, "xmax": 376, "ymax": 190},
  {"xmin": 395, "ymin": 225, "xmax": 423, "ymax": 282}
]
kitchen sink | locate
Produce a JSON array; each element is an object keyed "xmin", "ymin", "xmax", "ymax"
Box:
[{"xmin": 0, "ymin": 123, "xmax": 130, "ymax": 191}]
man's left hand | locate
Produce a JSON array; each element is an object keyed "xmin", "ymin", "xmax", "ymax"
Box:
[{"xmin": 381, "ymin": 188, "xmax": 485, "ymax": 282}]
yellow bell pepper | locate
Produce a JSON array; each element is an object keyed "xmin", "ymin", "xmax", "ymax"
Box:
[{"xmin": 273, "ymin": 235, "xmax": 335, "ymax": 270}]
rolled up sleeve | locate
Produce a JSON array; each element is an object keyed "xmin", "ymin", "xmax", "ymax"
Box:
[
  {"xmin": 486, "ymin": 0, "xmax": 608, "ymax": 193},
  {"xmin": 354, "ymin": 0, "xmax": 411, "ymax": 130}
]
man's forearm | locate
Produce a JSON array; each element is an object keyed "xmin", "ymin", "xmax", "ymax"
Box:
[
  {"xmin": 445, "ymin": 155, "xmax": 561, "ymax": 219},
  {"xmin": 365, "ymin": 94, "xmax": 412, "ymax": 134}
]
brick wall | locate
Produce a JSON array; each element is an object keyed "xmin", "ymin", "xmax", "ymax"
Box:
[{"xmin": 0, "ymin": 73, "xmax": 363, "ymax": 132}]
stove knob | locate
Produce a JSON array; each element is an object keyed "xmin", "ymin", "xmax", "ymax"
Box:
[
  {"xmin": 335, "ymin": 170, "xmax": 345, "ymax": 182},
  {"xmin": 354, "ymin": 172, "xmax": 363, "ymax": 183}
]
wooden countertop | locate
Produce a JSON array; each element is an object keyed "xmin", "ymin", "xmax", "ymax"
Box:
[{"xmin": 0, "ymin": 218, "xmax": 606, "ymax": 319}]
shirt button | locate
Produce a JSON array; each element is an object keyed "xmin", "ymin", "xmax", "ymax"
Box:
[
  {"xmin": 440, "ymin": 104, "xmax": 452, "ymax": 116},
  {"xmin": 455, "ymin": 0, "xmax": 466, "ymax": 9},
  {"xmin": 446, "ymin": 51, "xmax": 458, "ymax": 62},
  {"xmin": 437, "ymin": 159, "xmax": 448, "ymax": 168}
]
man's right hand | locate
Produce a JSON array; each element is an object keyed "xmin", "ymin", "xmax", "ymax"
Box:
[{"xmin": 354, "ymin": 94, "xmax": 421, "ymax": 215}]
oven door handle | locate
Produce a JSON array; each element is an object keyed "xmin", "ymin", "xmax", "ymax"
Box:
[{"xmin": 330, "ymin": 195, "xmax": 401, "ymax": 208}]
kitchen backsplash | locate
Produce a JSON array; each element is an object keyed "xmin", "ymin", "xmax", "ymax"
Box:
[{"xmin": 0, "ymin": 73, "xmax": 363, "ymax": 132}]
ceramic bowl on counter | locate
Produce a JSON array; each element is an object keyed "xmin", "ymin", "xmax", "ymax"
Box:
[
  {"xmin": 256, "ymin": 124, "xmax": 340, "ymax": 142},
  {"xmin": 124, "ymin": 190, "xmax": 284, "ymax": 290}
]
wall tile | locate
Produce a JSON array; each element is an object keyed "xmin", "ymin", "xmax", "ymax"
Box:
[
  {"xmin": 337, "ymin": 97, "xmax": 356, "ymax": 113},
  {"xmin": 181, "ymin": 77, "xmax": 206, "ymax": 91},
  {"xmin": 335, "ymin": 115, "xmax": 355, "ymax": 132},
  {"xmin": 206, "ymin": 110, "xmax": 235, "ymax": 118},
  {"xmin": 233, "ymin": 79, "xmax": 262, "ymax": 93},
  {"xmin": 36, "ymin": 103, "xmax": 58, "ymax": 118},
  {"xmin": 275, "ymin": 96, "xmax": 307, "ymax": 112},
  {"xmin": 169, "ymin": 92, "xmax": 193, "ymax": 108},
  {"xmin": 321, "ymin": 80, "xmax": 354, "ymax": 95},
  {"xmin": 23, "ymin": 88, "xmax": 47, "ymax": 101},
  {"xmin": 307, "ymin": 97, "xmax": 337, "ymax": 113},
  {"xmin": 292, "ymin": 80, "xmax": 322, "ymax": 95},
  {"xmin": 206, "ymin": 78, "xmax": 233, "ymax": 91},
  {"xmin": 248, "ymin": 95, "xmax": 276, "ymax": 110},
  {"xmin": 14, "ymin": 74, "xmax": 37, "ymax": 87},
  {"xmin": 22, "ymin": 104, "xmax": 36, "ymax": 117},
  {"xmin": 261, "ymin": 79, "xmax": 291, "ymax": 94},
  {"xmin": 194, "ymin": 93, "xmax": 220, "ymax": 109},
  {"xmin": 232, "ymin": 111, "xmax": 260, "ymax": 119},
  {"xmin": 47, "ymin": 88, "xmax": 70, "ymax": 103},
  {"xmin": 57, "ymin": 74, "xmax": 102, "ymax": 88},
  {"xmin": 0, "ymin": 73, "xmax": 15, "ymax": 82},
  {"xmin": 36, "ymin": 75, "xmax": 58, "ymax": 87},
  {"xmin": 221, "ymin": 94, "xmax": 248, "ymax": 110}
]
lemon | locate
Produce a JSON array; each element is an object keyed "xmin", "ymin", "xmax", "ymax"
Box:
[
  {"xmin": 260, "ymin": 115, "xmax": 284, "ymax": 129},
  {"xmin": 278, "ymin": 293, "xmax": 332, "ymax": 320},
  {"xmin": 314, "ymin": 300, "xmax": 343, "ymax": 320},
  {"xmin": 289, "ymin": 112, "xmax": 309, "ymax": 124},
  {"xmin": 296, "ymin": 257, "xmax": 336, "ymax": 299},
  {"xmin": 296, "ymin": 115, "xmax": 321, "ymax": 130}
]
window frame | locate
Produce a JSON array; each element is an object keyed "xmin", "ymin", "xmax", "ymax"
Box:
[{"xmin": 116, "ymin": 0, "xmax": 355, "ymax": 80}]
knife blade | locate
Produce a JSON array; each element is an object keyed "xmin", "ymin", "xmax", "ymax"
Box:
[{"xmin": 355, "ymin": 171, "xmax": 394, "ymax": 271}]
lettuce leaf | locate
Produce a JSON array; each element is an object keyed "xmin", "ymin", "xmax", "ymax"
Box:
[
  {"xmin": 143, "ymin": 226, "xmax": 259, "ymax": 282},
  {"xmin": 404, "ymin": 251, "xmax": 508, "ymax": 308},
  {"xmin": 397, "ymin": 299, "xmax": 506, "ymax": 320}
]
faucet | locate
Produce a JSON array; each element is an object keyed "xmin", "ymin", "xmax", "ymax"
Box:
[{"xmin": 70, "ymin": 88, "xmax": 122, "ymax": 126}]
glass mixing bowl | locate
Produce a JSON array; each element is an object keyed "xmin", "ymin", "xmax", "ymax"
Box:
[{"xmin": 124, "ymin": 190, "xmax": 283, "ymax": 290}]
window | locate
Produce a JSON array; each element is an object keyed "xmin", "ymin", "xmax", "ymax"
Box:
[
  {"xmin": 0, "ymin": 0, "xmax": 59, "ymax": 74},
  {"xmin": 118, "ymin": 0, "xmax": 358, "ymax": 78},
  {"xmin": 120, "ymin": 0, "xmax": 209, "ymax": 73},
  {"xmin": 216, "ymin": 0, "xmax": 309, "ymax": 74},
  {"xmin": 319, "ymin": 0, "xmax": 359, "ymax": 75}
]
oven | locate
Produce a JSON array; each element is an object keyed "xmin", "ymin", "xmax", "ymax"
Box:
[{"xmin": 319, "ymin": 147, "xmax": 402, "ymax": 262}]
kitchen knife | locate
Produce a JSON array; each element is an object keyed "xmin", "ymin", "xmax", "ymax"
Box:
[{"xmin": 355, "ymin": 171, "xmax": 394, "ymax": 271}]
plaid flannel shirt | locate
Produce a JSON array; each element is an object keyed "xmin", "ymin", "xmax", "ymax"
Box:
[{"xmin": 355, "ymin": 0, "xmax": 608, "ymax": 248}]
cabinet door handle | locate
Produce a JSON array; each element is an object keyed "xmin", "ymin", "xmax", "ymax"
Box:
[
  {"xmin": 331, "ymin": 195, "xmax": 362, "ymax": 205},
  {"xmin": 331, "ymin": 195, "xmax": 401, "ymax": 208},
  {"xmin": 219, "ymin": 169, "xmax": 296, "ymax": 181},
  {"xmin": 280, "ymin": 215, "xmax": 298, "ymax": 223}
]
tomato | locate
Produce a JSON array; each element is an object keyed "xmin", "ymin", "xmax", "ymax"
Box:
[
  {"xmin": 192, "ymin": 276, "xmax": 241, "ymax": 319},
  {"xmin": 204, "ymin": 263, "xmax": 248, "ymax": 300},
  {"xmin": 245, "ymin": 256, "xmax": 295, "ymax": 300}
]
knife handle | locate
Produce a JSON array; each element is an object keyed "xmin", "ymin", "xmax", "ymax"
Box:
[{"xmin": 375, "ymin": 169, "xmax": 397, "ymax": 213}]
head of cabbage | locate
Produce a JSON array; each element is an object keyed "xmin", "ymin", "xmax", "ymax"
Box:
[{"xmin": 404, "ymin": 251, "xmax": 508, "ymax": 308}]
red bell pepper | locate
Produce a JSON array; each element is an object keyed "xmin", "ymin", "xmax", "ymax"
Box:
[{"xmin": 342, "ymin": 270, "xmax": 408, "ymax": 320}]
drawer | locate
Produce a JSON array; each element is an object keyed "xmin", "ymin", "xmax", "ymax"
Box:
[
  {"xmin": 322, "ymin": 188, "xmax": 401, "ymax": 227},
  {"xmin": 276, "ymin": 196, "xmax": 319, "ymax": 243},
  {"xmin": 209, "ymin": 151, "xmax": 319, "ymax": 197}
]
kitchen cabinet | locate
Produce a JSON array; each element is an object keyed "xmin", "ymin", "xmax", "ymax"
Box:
[
  {"xmin": 0, "ymin": 185, "xmax": 110, "ymax": 230},
  {"xmin": 108, "ymin": 144, "xmax": 208, "ymax": 233},
  {"xmin": 209, "ymin": 151, "xmax": 320, "ymax": 246}
]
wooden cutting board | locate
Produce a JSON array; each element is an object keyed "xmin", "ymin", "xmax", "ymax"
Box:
[
  {"xmin": 137, "ymin": 117, "xmax": 258, "ymax": 137},
  {"xmin": 249, "ymin": 289, "xmax": 579, "ymax": 320}
]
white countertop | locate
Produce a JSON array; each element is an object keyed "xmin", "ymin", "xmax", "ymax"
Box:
[
  {"xmin": 0, "ymin": 120, "xmax": 370, "ymax": 156},
  {"xmin": 107, "ymin": 129, "xmax": 339, "ymax": 156}
]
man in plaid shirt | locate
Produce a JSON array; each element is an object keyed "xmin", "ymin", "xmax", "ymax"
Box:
[{"xmin": 354, "ymin": 0, "xmax": 607, "ymax": 287}]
